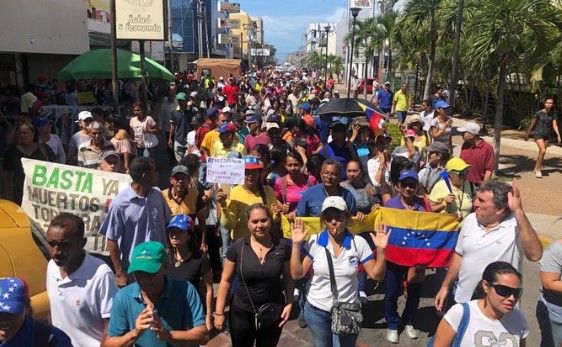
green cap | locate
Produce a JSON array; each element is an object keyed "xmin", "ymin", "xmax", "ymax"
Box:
[
  {"xmin": 127, "ymin": 241, "xmax": 167, "ymax": 274},
  {"xmin": 176, "ymin": 92, "xmax": 187, "ymax": 101}
]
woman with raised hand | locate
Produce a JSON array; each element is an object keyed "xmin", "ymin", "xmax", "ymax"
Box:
[
  {"xmin": 432, "ymin": 261, "xmax": 528, "ymax": 346},
  {"xmin": 214, "ymin": 204, "xmax": 293, "ymax": 347},
  {"xmin": 290, "ymin": 196, "xmax": 390, "ymax": 347}
]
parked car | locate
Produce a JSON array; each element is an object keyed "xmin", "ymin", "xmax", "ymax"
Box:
[
  {"xmin": 0, "ymin": 199, "xmax": 50, "ymax": 319},
  {"xmin": 358, "ymin": 78, "xmax": 377, "ymax": 94}
]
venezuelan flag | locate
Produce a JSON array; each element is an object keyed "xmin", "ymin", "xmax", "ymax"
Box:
[
  {"xmin": 358, "ymin": 102, "xmax": 385, "ymax": 135},
  {"xmin": 378, "ymin": 207, "xmax": 459, "ymax": 268}
]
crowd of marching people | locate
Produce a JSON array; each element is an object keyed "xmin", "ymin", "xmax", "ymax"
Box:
[{"xmin": 0, "ymin": 67, "xmax": 561, "ymax": 347}]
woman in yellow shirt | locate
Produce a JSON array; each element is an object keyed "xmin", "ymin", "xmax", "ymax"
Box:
[{"xmin": 218, "ymin": 156, "xmax": 281, "ymax": 241}]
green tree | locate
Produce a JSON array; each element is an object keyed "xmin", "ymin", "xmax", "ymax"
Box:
[
  {"xmin": 462, "ymin": 0, "xmax": 561, "ymax": 171},
  {"xmin": 328, "ymin": 55, "xmax": 343, "ymax": 82},
  {"xmin": 306, "ymin": 51, "xmax": 323, "ymax": 71}
]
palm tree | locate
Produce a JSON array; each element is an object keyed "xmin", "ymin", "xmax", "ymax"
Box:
[
  {"xmin": 306, "ymin": 51, "xmax": 323, "ymax": 72},
  {"xmin": 462, "ymin": 0, "xmax": 561, "ymax": 171},
  {"xmin": 396, "ymin": 0, "xmax": 443, "ymax": 99},
  {"xmin": 376, "ymin": 10, "xmax": 399, "ymax": 85},
  {"xmin": 328, "ymin": 55, "xmax": 343, "ymax": 82}
]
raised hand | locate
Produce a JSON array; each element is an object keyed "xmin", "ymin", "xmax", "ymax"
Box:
[
  {"xmin": 370, "ymin": 223, "xmax": 391, "ymax": 250},
  {"xmin": 507, "ymin": 178, "xmax": 523, "ymax": 213},
  {"xmin": 291, "ymin": 218, "xmax": 307, "ymax": 244}
]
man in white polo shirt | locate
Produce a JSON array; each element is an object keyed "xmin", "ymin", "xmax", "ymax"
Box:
[
  {"xmin": 46, "ymin": 213, "xmax": 118, "ymax": 347},
  {"xmin": 435, "ymin": 179, "xmax": 542, "ymax": 312}
]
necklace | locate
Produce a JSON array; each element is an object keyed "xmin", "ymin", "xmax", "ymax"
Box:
[
  {"xmin": 174, "ymin": 249, "xmax": 191, "ymax": 268},
  {"xmin": 252, "ymin": 238, "xmax": 271, "ymax": 265}
]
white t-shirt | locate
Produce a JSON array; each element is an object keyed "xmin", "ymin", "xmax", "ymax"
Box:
[
  {"xmin": 454, "ymin": 213, "xmax": 522, "ymax": 303},
  {"xmin": 444, "ymin": 300, "xmax": 528, "ymax": 346},
  {"xmin": 304, "ymin": 230, "xmax": 374, "ymax": 312},
  {"xmin": 44, "ymin": 134, "xmax": 66, "ymax": 164},
  {"xmin": 186, "ymin": 130, "xmax": 201, "ymax": 156},
  {"xmin": 367, "ymin": 157, "xmax": 389, "ymax": 193},
  {"xmin": 47, "ymin": 253, "xmax": 119, "ymax": 347},
  {"xmin": 421, "ymin": 110, "xmax": 435, "ymax": 132}
]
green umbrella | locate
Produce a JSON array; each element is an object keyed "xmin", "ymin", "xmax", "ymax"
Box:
[{"xmin": 58, "ymin": 48, "xmax": 174, "ymax": 82}]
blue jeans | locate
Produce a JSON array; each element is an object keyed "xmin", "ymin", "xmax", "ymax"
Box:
[
  {"xmin": 220, "ymin": 225, "xmax": 231, "ymax": 262},
  {"xmin": 537, "ymin": 295, "xmax": 562, "ymax": 347},
  {"xmin": 384, "ymin": 261, "xmax": 422, "ymax": 330},
  {"xmin": 396, "ymin": 111, "xmax": 407, "ymax": 124},
  {"xmin": 304, "ymin": 301, "xmax": 358, "ymax": 347}
]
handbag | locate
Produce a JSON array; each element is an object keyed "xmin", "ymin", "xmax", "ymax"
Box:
[
  {"xmin": 427, "ymin": 302, "xmax": 470, "ymax": 346},
  {"xmin": 325, "ymin": 247, "xmax": 363, "ymax": 335},
  {"xmin": 142, "ymin": 132, "xmax": 159, "ymax": 148},
  {"xmin": 240, "ymin": 241, "xmax": 282, "ymax": 329}
]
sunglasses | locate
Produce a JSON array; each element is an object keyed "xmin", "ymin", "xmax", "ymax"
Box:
[
  {"xmin": 491, "ymin": 283, "xmax": 523, "ymax": 299},
  {"xmin": 451, "ymin": 169, "xmax": 469, "ymax": 178},
  {"xmin": 401, "ymin": 181, "xmax": 417, "ymax": 189}
]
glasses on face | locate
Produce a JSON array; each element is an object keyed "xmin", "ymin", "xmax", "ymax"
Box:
[
  {"xmin": 451, "ymin": 169, "xmax": 469, "ymax": 178},
  {"xmin": 491, "ymin": 283, "xmax": 523, "ymax": 299},
  {"xmin": 401, "ymin": 181, "xmax": 417, "ymax": 189}
]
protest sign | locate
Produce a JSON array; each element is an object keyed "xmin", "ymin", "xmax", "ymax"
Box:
[
  {"xmin": 206, "ymin": 157, "xmax": 245, "ymax": 185},
  {"xmin": 21, "ymin": 158, "xmax": 132, "ymax": 236}
]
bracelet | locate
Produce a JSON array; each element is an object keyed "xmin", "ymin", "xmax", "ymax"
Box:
[{"xmin": 214, "ymin": 312, "xmax": 224, "ymax": 316}]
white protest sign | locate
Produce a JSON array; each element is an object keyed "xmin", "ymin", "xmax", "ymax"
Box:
[
  {"xmin": 206, "ymin": 157, "xmax": 244, "ymax": 185},
  {"xmin": 21, "ymin": 158, "xmax": 132, "ymax": 236}
]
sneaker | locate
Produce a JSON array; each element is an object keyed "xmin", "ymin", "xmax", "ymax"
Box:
[
  {"xmin": 293, "ymin": 288, "xmax": 300, "ymax": 302},
  {"xmin": 359, "ymin": 291, "xmax": 368, "ymax": 304},
  {"xmin": 386, "ymin": 329, "xmax": 399, "ymax": 344},
  {"xmin": 297, "ymin": 312, "xmax": 307, "ymax": 328},
  {"xmin": 405, "ymin": 325, "xmax": 419, "ymax": 339},
  {"xmin": 535, "ymin": 170, "xmax": 543, "ymax": 178}
]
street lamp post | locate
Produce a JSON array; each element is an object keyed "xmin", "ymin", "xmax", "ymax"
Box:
[
  {"xmin": 324, "ymin": 25, "xmax": 331, "ymax": 81},
  {"xmin": 347, "ymin": 7, "xmax": 361, "ymax": 98}
]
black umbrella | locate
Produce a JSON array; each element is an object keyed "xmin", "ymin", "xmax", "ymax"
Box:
[{"xmin": 315, "ymin": 98, "xmax": 382, "ymax": 116}]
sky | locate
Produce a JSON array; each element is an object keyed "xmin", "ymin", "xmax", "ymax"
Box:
[{"xmin": 238, "ymin": 0, "xmax": 349, "ymax": 63}]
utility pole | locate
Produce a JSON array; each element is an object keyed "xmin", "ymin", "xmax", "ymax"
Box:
[
  {"xmin": 197, "ymin": 0, "xmax": 203, "ymax": 59},
  {"xmin": 449, "ymin": 0, "xmax": 464, "ymax": 111},
  {"xmin": 167, "ymin": 0, "xmax": 173, "ymax": 70},
  {"xmin": 203, "ymin": 2, "xmax": 210, "ymax": 58},
  {"xmin": 110, "ymin": 0, "xmax": 119, "ymax": 113}
]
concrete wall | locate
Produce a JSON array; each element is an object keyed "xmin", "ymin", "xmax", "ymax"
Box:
[{"xmin": 0, "ymin": 0, "xmax": 89, "ymax": 55}]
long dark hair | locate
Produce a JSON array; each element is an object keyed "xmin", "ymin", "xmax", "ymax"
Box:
[{"xmin": 471, "ymin": 261, "xmax": 522, "ymax": 300}]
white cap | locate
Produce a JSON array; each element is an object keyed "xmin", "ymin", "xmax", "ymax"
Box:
[
  {"xmin": 457, "ymin": 122, "xmax": 480, "ymax": 135},
  {"xmin": 190, "ymin": 91, "xmax": 198, "ymax": 97},
  {"xmin": 219, "ymin": 76, "xmax": 224, "ymax": 80},
  {"xmin": 321, "ymin": 196, "xmax": 348, "ymax": 212},
  {"xmin": 265, "ymin": 122, "xmax": 280, "ymax": 131},
  {"xmin": 245, "ymin": 109, "xmax": 255, "ymax": 115},
  {"xmin": 221, "ymin": 106, "xmax": 232, "ymax": 113},
  {"xmin": 76, "ymin": 111, "xmax": 93, "ymax": 123}
]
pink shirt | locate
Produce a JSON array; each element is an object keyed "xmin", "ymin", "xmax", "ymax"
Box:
[
  {"xmin": 244, "ymin": 132, "xmax": 271, "ymax": 154},
  {"xmin": 274, "ymin": 174, "xmax": 318, "ymax": 212}
]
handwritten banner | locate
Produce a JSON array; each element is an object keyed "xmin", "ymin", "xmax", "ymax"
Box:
[
  {"xmin": 115, "ymin": 0, "xmax": 165, "ymax": 40},
  {"xmin": 21, "ymin": 158, "xmax": 132, "ymax": 236},
  {"xmin": 206, "ymin": 157, "xmax": 244, "ymax": 185}
]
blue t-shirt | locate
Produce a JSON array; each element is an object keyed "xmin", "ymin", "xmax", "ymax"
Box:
[
  {"xmin": 1, "ymin": 317, "xmax": 72, "ymax": 347},
  {"xmin": 320, "ymin": 143, "xmax": 354, "ymax": 180},
  {"xmin": 296, "ymin": 184, "xmax": 357, "ymax": 217},
  {"xmin": 377, "ymin": 89, "xmax": 393, "ymax": 111},
  {"xmin": 108, "ymin": 277, "xmax": 205, "ymax": 347}
]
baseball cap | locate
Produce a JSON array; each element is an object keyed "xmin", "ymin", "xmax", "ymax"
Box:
[
  {"xmin": 266, "ymin": 113, "xmax": 280, "ymax": 123},
  {"xmin": 206, "ymin": 107, "xmax": 219, "ymax": 118},
  {"xmin": 176, "ymin": 92, "xmax": 187, "ymax": 101},
  {"xmin": 218, "ymin": 122, "xmax": 236, "ymax": 134},
  {"xmin": 221, "ymin": 106, "xmax": 232, "ymax": 114},
  {"xmin": 446, "ymin": 158, "xmax": 471, "ymax": 172},
  {"xmin": 333, "ymin": 90, "xmax": 340, "ymax": 95},
  {"xmin": 127, "ymin": 241, "xmax": 167, "ymax": 274},
  {"xmin": 76, "ymin": 111, "xmax": 93, "ymax": 123},
  {"xmin": 299, "ymin": 103, "xmax": 311, "ymax": 111},
  {"xmin": 399, "ymin": 170, "xmax": 419, "ymax": 182},
  {"xmin": 404, "ymin": 129, "xmax": 416, "ymax": 138},
  {"xmin": 245, "ymin": 109, "xmax": 256, "ymax": 116},
  {"xmin": 425, "ymin": 141, "xmax": 449, "ymax": 154},
  {"xmin": 435, "ymin": 100, "xmax": 450, "ymax": 109},
  {"xmin": 32, "ymin": 116, "xmax": 50, "ymax": 127},
  {"xmin": 167, "ymin": 214, "xmax": 194, "ymax": 232},
  {"xmin": 99, "ymin": 150, "xmax": 120, "ymax": 162},
  {"xmin": 245, "ymin": 115, "xmax": 260, "ymax": 123},
  {"xmin": 407, "ymin": 114, "xmax": 424, "ymax": 125},
  {"xmin": 0, "ymin": 277, "xmax": 29, "ymax": 316},
  {"xmin": 190, "ymin": 91, "xmax": 198, "ymax": 98},
  {"xmin": 243, "ymin": 156, "xmax": 263, "ymax": 170},
  {"xmin": 384, "ymin": 81, "xmax": 391, "ymax": 85},
  {"xmin": 457, "ymin": 122, "xmax": 480, "ymax": 135},
  {"xmin": 171, "ymin": 165, "xmax": 190, "ymax": 177},
  {"xmin": 321, "ymin": 196, "xmax": 348, "ymax": 212},
  {"xmin": 391, "ymin": 146, "xmax": 410, "ymax": 158},
  {"xmin": 265, "ymin": 122, "xmax": 280, "ymax": 131},
  {"xmin": 219, "ymin": 76, "xmax": 224, "ymax": 80}
]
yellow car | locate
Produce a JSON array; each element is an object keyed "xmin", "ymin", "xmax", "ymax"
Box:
[{"xmin": 0, "ymin": 199, "xmax": 50, "ymax": 319}]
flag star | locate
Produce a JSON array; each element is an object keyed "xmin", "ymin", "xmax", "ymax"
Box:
[
  {"xmin": 425, "ymin": 238, "xmax": 429, "ymax": 242},
  {"xmin": 2, "ymin": 293, "xmax": 8, "ymax": 299},
  {"xmin": 8, "ymin": 288, "xmax": 14, "ymax": 292},
  {"xmin": 3, "ymin": 305, "xmax": 10, "ymax": 311},
  {"xmin": 403, "ymin": 236, "xmax": 407, "ymax": 240},
  {"xmin": 8, "ymin": 279, "xmax": 14, "ymax": 283},
  {"xmin": 426, "ymin": 243, "xmax": 431, "ymax": 246},
  {"xmin": 402, "ymin": 242, "xmax": 406, "ymax": 245}
]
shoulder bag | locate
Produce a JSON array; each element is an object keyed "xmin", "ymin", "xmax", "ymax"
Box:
[
  {"xmin": 325, "ymin": 246, "xmax": 363, "ymax": 336},
  {"xmin": 240, "ymin": 241, "xmax": 282, "ymax": 329},
  {"xmin": 427, "ymin": 302, "xmax": 470, "ymax": 346}
]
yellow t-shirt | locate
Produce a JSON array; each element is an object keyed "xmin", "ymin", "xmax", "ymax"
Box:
[
  {"xmin": 393, "ymin": 90, "xmax": 410, "ymax": 111},
  {"xmin": 220, "ymin": 184, "xmax": 279, "ymax": 240},
  {"xmin": 201, "ymin": 130, "xmax": 220, "ymax": 157},
  {"xmin": 213, "ymin": 141, "xmax": 246, "ymax": 158},
  {"xmin": 162, "ymin": 188, "xmax": 200, "ymax": 216},
  {"xmin": 400, "ymin": 134, "xmax": 429, "ymax": 156},
  {"xmin": 429, "ymin": 179, "xmax": 473, "ymax": 221}
]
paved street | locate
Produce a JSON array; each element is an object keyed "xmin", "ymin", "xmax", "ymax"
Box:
[{"xmin": 203, "ymin": 106, "xmax": 562, "ymax": 346}]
